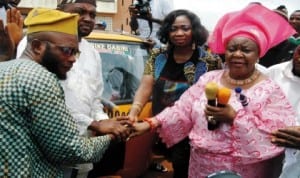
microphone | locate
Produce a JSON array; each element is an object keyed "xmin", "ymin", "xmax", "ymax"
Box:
[
  {"xmin": 217, "ymin": 87, "xmax": 231, "ymax": 107},
  {"xmin": 205, "ymin": 82, "xmax": 219, "ymax": 130},
  {"xmin": 214, "ymin": 87, "xmax": 232, "ymax": 129}
]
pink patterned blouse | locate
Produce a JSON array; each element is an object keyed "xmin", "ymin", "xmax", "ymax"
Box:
[{"xmin": 155, "ymin": 70, "xmax": 296, "ymax": 178}]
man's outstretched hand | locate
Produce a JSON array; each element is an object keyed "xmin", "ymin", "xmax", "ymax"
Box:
[
  {"xmin": 271, "ymin": 126, "xmax": 300, "ymax": 149},
  {"xmin": 89, "ymin": 116, "xmax": 133, "ymax": 142}
]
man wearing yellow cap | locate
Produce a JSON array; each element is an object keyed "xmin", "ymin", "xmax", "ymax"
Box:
[
  {"xmin": 17, "ymin": 1, "xmax": 124, "ymax": 177},
  {"xmin": 0, "ymin": 8, "xmax": 132, "ymax": 178}
]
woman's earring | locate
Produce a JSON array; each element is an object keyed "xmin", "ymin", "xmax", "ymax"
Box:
[{"xmin": 192, "ymin": 42, "xmax": 196, "ymax": 50}]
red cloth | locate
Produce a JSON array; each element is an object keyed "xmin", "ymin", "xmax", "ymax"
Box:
[{"xmin": 208, "ymin": 3, "xmax": 296, "ymax": 57}]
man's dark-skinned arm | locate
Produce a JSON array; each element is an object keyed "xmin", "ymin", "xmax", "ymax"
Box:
[{"xmin": 88, "ymin": 116, "xmax": 133, "ymax": 142}]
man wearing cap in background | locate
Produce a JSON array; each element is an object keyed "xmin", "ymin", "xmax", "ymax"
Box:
[
  {"xmin": 259, "ymin": 5, "xmax": 297, "ymax": 68},
  {"xmin": 94, "ymin": 20, "xmax": 106, "ymax": 30},
  {"xmin": 17, "ymin": 1, "xmax": 124, "ymax": 177},
  {"xmin": 128, "ymin": 0, "xmax": 174, "ymax": 47},
  {"xmin": 289, "ymin": 10, "xmax": 300, "ymax": 46},
  {"xmin": 0, "ymin": 7, "xmax": 132, "ymax": 178}
]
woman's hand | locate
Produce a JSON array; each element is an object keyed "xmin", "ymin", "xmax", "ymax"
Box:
[
  {"xmin": 204, "ymin": 104, "xmax": 236, "ymax": 124},
  {"xmin": 129, "ymin": 121, "xmax": 151, "ymax": 138},
  {"xmin": 271, "ymin": 126, "xmax": 300, "ymax": 149},
  {"xmin": 128, "ymin": 113, "xmax": 139, "ymax": 123}
]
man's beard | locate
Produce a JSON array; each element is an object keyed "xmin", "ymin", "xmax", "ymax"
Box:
[
  {"xmin": 292, "ymin": 67, "xmax": 300, "ymax": 77},
  {"xmin": 78, "ymin": 25, "xmax": 93, "ymax": 38},
  {"xmin": 41, "ymin": 44, "xmax": 67, "ymax": 80},
  {"xmin": 78, "ymin": 30, "xmax": 91, "ymax": 38}
]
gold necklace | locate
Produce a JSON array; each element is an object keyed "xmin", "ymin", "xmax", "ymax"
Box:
[{"xmin": 224, "ymin": 69, "xmax": 260, "ymax": 86}]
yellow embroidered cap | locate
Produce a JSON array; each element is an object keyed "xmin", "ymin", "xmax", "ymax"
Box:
[{"xmin": 24, "ymin": 7, "xmax": 79, "ymax": 35}]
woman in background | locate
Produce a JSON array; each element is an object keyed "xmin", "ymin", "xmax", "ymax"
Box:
[{"xmin": 128, "ymin": 9, "xmax": 221, "ymax": 178}]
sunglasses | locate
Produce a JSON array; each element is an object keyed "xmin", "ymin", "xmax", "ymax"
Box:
[{"xmin": 43, "ymin": 40, "xmax": 80, "ymax": 57}]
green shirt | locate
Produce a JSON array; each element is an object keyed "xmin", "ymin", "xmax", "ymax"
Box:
[
  {"xmin": 289, "ymin": 36, "xmax": 300, "ymax": 45},
  {"xmin": 0, "ymin": 59, "xmax": 111, "ymax": 177}
]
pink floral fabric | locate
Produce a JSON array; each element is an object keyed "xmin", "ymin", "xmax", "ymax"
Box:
[{"xmin": 156, "ymin": 70, "xmax": 296, "ymax": 178}]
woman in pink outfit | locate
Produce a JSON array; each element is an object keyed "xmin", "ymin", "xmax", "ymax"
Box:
[{"xmin": 131, "ymin": 4, "xmax": 297, "ymax": 178}]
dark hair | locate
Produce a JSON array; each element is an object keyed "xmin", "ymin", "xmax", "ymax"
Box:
[
  {"xmin": 57, "ymin": 0, "xmax": 96, "ymax": 9},
  {"xmin": 157, "ymin": 9, "xmax": 208, "ymax": 47},
  {"xmin": 292, "ymin": 10, "xmax": 300, "ymax": 13},
  {"xmin": 276, "ymin": 5, "xmax": 287, "ymax": 11}
]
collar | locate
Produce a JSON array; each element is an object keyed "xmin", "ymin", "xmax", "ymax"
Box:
[{"xmin": 283, "ymin": 61, "xmax": 300, "ymax": 82}]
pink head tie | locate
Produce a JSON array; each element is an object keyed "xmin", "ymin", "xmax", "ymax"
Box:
[{"xmin": 208, "ymin": 3, "xmax": 296, "ymax": 57}]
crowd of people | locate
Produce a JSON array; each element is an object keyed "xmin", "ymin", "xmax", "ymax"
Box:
[{"xmin": 0, "ymin": 1, "xmax": 300, "ymax": 178}]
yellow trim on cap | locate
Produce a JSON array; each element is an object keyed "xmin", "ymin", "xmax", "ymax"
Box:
[{"xmin": 25, "ymin": 8, "xmax": 79, "ymax": 35}]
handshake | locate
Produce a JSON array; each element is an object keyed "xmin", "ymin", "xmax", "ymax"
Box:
[{"xmin": 90, "ymin": 115, "xmax": 153, "ymax": 142}]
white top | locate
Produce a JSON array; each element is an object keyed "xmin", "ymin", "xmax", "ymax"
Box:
[
  {"xmin": 255, "ymin": 63, "xmax": 267, "ymax": 74},
  {"xmin": 61, "ymin": 39, "xmax": 109, "ymax": 135},
  {"xmin": 0, "ymin": 7, "xmax": 6, "ymax": 26},
  {"xmin": 136, "ymin": 0, "xmax": 174, "ymax": 45},
  {"xmin": 266, "ymin": 61, "xmax": 300, "ymax": 178},
  {"xmin": 16, "ymin": 36, "xmax": 26, "ymax": 59}
]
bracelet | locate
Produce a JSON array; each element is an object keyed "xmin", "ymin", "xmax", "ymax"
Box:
[
  {"xmin": 133, "ymin": 101, "xmax": 143, "ymax": 109},
  {"xmin": 133, "ymin": 101, "xmax": 143, "ymax": 107},
  {"xmin": 143, "ymin": 117, "xmax": 155, "ymax": 132},
  {"xmin": 130, "ymin": 104, "xmax": 142, "ymax": 113},
  {"xmin": 131, "ymin": 101, "xmax": 143, "ymax": 113}
]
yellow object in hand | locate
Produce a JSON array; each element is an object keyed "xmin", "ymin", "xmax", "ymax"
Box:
[
  {"xmin": 205, "ymin": 82, "xmax": 219, "ymax": 100},
  {"xmin": 217, "ymin": 87, "xmax": 231, "ymax": 106}
]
